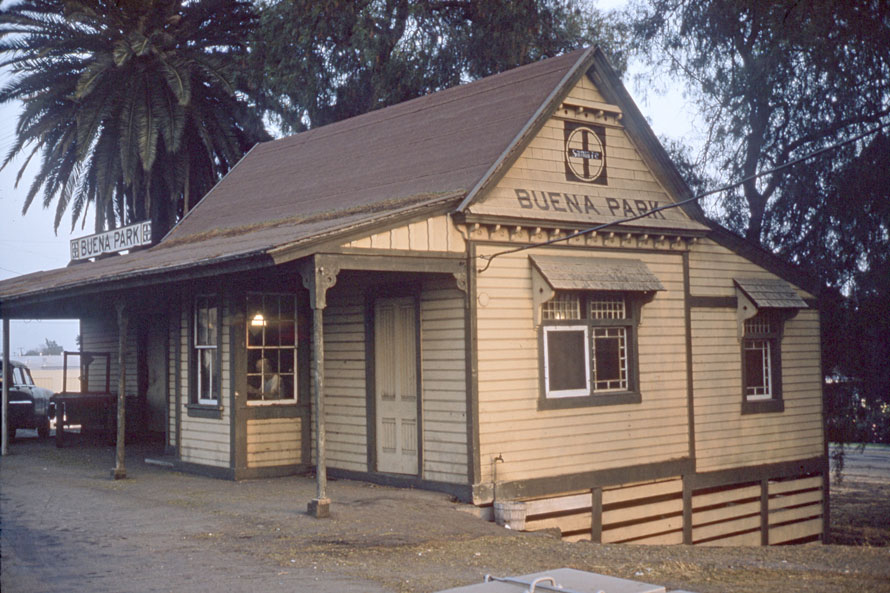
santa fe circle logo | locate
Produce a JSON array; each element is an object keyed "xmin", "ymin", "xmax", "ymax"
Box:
[{"xmin": 565, "ymin": 126, "xmax": 605, "ymax": 182}]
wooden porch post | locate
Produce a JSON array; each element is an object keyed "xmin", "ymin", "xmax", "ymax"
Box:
[
  {"xmin": 111, "ymin": 300, "xmax": 128, "ymax": 480},
  {"xmin": 2, "ymin": 318, "xmax": 10, "ymax": 456},
  {"xmin": 300, "ymin": 255, "xmax": 339, "ymax": 518}
]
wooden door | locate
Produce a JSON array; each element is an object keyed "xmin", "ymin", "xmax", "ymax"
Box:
[{"xmin": 374, "ymin": 296, "xmax": 419, "ymax": 475}]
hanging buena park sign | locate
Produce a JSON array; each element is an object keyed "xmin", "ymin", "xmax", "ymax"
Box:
[{"xmin": 70, "ymin": 221, "xmax": 152, "ymax": 261}]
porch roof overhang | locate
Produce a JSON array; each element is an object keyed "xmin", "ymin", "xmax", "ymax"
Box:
[
  {"xmin": 0, "ymin": 192, "xmax": 464, "ymax": 319},
  {"xmin": 734, "ymin": 277, "xmax": 808, "ymax": 309},
  {"xmin": 530, "ymin": 254, "xmax": 665, "ymax": 292}
]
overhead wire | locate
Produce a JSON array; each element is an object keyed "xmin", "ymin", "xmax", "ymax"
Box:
[{"xmin": 475, "ymin": 121, "xmax": 890, "ymax": 274}]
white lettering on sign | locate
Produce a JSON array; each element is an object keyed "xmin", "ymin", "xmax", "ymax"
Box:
[{"xmin": 70, "ymin": 221, "xmax": 153, "ymax": 261}]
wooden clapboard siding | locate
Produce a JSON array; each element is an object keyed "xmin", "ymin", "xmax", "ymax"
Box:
[
  {"xmin": 80, "ymin": 316, "xmax": 139, "ymax": 395},
  {"xmin": 421, "ymin": 277, "xmax": 468, "ymax": 484},
  {"xmin": 342, "ymin": 214, "xmax": 466, "ymax": 252},
  {"xmin": 168, "ymin": 310, "xmax": 178, "ymax": 448},
  {"xmin": 523, "ymin": 491, "xmax": 593, "ymax": 539},
  {"xmin": 471, "ymin": 75, "xmax": 701, "ymax": 231},
  {"xmin": 247, "ymin": 418, "xmax": 301, "ymax": 467},
  {"xmin": 179, "ymin": 297, "xmax": 231, "ymax": 468},
  {"xmin": 318, "ymin": 287, "xmax": 368, "ymax": 471},
  {"xmin": 691, "ymin": 307, "xmax": 824, "ymax": 472},
  {"xmin": 601, "ymin": 478, "xmax": 684, "ymax": 544},
  {"xmin": 691, "ymin": 482, "xmax": 762, "ymax": 545},
  {"xmin": 768, "ymin": 475, "xmax": 823, "ymax": 544},
  {"xmin": 689, "ymin": 239, "xmax": 816, "ymax": 299},
  {"xmin": 475, "ymin": 246, "xmax": 689, "ymax": 484}
]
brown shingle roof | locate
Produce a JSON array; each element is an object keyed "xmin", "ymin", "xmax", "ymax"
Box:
[
  {"xmin": 165, "ymin": 48, "xmax": 590, "ymax": 244},
  {"xmin": 1, "ymin": 49, "xmax": 591, "ymax": 304},
  {"xmin": 734, "ymin": 278, "xmax": 808, "ymax": 309},
  {"xmin": 530, "ymin": 255, "xmax": 665, "ymax": 292}
]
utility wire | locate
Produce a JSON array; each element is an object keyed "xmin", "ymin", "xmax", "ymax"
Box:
[{"xmin": 476, "ymin": 121, "xmax": 890, "ymax": 273}]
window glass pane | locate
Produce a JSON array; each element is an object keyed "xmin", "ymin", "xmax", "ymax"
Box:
[
  {"xmin": 265, "ymin": 321, "xmax": 281, "ymax": 347},
  {"xmin": 247, "ymin": 294, "xmax": 265, "ymax": 347},
  {"xmin": 246, "ymin": 293, "xmax": 297, "ymax": 402},
  {"xmin": 280, "ymin": 348, "xmax": 295, "ymax": 374},
  {"xmin": 745, "ymin": 338, "xmax": 771, "ymax": 397},
  {"xmin": 247, "ymin": 375, "xmax": 262, "ymax": 398},
  {"xmin": 198, "ymin": 348, "xmax": 216, "ymax": 401},
  {"xmin": 206, "ymin": 302, "xmax": 217, "ymax": 344},
  {"xmin": 592, "ymin": 327, "xmax": 627, "ymax": 391},
  {"xmin": 198, "ymin": 305, "xmax": 207, "ymax": 344},
  {"xmin": 279, "ymin": 317, "xmax": 296, "ymax": 346},
  {"xmin": 589, "ymin": 296, "xmax": 625, "ymax": 319},
  {"xmin": 280, "ymin": 375, "xmax": 294, "ymax": 400},
  {"xmin": 744, "ymin": 314, "xmax": 772, "ymax": 335},
  {"xmin": 546, "ymin": 329, "xmax": 588, "ymax": 392},
  {"xmin": 196, "ymin": 297, "xmax": 218, "ymax": 346},
  {"xmin": 263, "ymin": 367, "xmax": 282, "ymax": 399},
  {"xmin": 542, "ymin": 293, "xmax": 581, "ymax": 320}
]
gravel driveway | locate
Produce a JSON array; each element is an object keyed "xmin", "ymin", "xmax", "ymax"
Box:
[{"xmin": 2, "ymin": 434, "xmax": 888, "ymax": 593}]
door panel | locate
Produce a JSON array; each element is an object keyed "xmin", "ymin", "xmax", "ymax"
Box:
[{"xmin": 375, "ymin": 296, "xmax": 418, "ymax": 475}]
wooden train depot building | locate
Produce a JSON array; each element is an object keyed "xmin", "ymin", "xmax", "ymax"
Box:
[{"xmin": 0, "ymin": 47, "xmax": 827, "ymax": 545}]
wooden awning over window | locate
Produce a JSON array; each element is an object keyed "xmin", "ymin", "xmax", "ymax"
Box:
[
  {"xmin": 530, "ymin": 255, "xmax": 665, "ymax": 292},
  {"xmin": 734, "ymin": 278, "xmax": 808, "ymax": 309}
]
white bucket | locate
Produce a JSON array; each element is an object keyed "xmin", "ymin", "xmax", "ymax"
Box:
[{"xmin": 493, "ymin": 500, "xmax": 527, "ymax": 531}]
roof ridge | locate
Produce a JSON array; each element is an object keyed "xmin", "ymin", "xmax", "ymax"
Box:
[{"xmin": 259, "ymin": 50, "xmax": 587, "ymax": 151}]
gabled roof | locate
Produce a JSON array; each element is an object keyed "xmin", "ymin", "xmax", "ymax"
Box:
[
  {"xmin": 166, "ymin": 48, "xmax": 592, "ymax": 246},
  {"xmin": 1, "ymin": 49, "xmax": 593, "ymax": 306},
  {"xmin": 0, "ymin": 46, "xmax": 818, "ymax": 309}
]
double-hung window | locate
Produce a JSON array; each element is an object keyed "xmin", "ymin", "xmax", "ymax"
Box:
[
  {"xmin": 194, "ymin": 295, "xmax": 219, "ymax": 405},
  {"xmin": 246, "ymin": 293, "xmax": 298, "ymax": 403}
]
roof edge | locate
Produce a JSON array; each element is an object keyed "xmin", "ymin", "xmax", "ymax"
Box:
[
  {"xmin": 707, "ymin": 224, "xmax": 823, "ymax": 299},
  {"xmin": 585, "ymin": 50, "xmax": 708, "ymax": 225},
  {"xmin": 160, "ymin": 141, "xmax": 262, "ymax": 244},
  {"xmin": 456, "ymin": 47, "xmax": 597, "ymax": 213},
  {"xmin": 267, "ymin": 191, "xmax": 466, "ymax": 265}
]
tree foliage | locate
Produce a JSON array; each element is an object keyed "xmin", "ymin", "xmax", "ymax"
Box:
[
  {"xmin": 249, "ymin": 0, "xmax": 628, "ymax": 132},
  {"xmin": 629, "ymin": 0, "xmax": 890, "ymax": 440},
  {"xmin": 0, "ymin": 0, "xmax": 269, "ymax": 238},
  {"xmin": 23, "ymin": 338, "xmax": 63, "ymax": 355}
]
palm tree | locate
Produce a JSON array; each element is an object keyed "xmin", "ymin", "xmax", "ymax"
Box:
[{"xmin": 0, "ymin": 0, "xmax": 268, "ymax": 240}]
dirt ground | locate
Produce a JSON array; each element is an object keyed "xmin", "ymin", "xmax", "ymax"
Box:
[{"xmin": 1, "ymin": 434, "xmax": 888, "ymax": 593}]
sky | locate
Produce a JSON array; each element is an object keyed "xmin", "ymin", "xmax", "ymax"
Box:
[{"xmin": 0, "ymin": 0, "xmax": 700, "ymax": 357}]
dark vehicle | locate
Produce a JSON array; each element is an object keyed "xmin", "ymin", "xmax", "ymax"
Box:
[{"xmin": 1, "ymin": 359, "xmax": 54, "ymax": 439}]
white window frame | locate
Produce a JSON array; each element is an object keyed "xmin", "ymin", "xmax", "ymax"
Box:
[
  {"xmin": 743, "ymin": 315, "xmax": 776, "ymax": 401},
  {"xmin": 194, "ymin": 295, "xmax": 219, "ymax": 405},
  {"xmin": 590, "ymin": 325, "xmax": 629, "ymax": 392},
  {"xmin": 543, "ymin": 324, "xmax": 591, "ymax": 398}
]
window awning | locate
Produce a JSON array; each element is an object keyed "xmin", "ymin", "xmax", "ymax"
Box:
[
  {"xmin": 734, "ymin": 278, "xmax": 808, "ymax": 309},
  {"xmin": 530, "ymin": 255, "xmax": 664, "ymax": 292}
]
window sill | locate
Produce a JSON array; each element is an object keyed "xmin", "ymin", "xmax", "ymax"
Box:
[
  {"xmin": 186, "ymin": 404, "xmax": 223, "ymax": 419},
  {"xmin": 741, "ymin": 398, "xmax": 784, "ymax": 414},
  {"xmin": 538, "ymin": 390, "xmax": 641, "ymax": 410}
]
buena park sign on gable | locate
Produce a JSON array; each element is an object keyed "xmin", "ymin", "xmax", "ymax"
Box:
[{"xmin": 70, "ymin": 221, "xmax": 152, "ymax": 262}]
